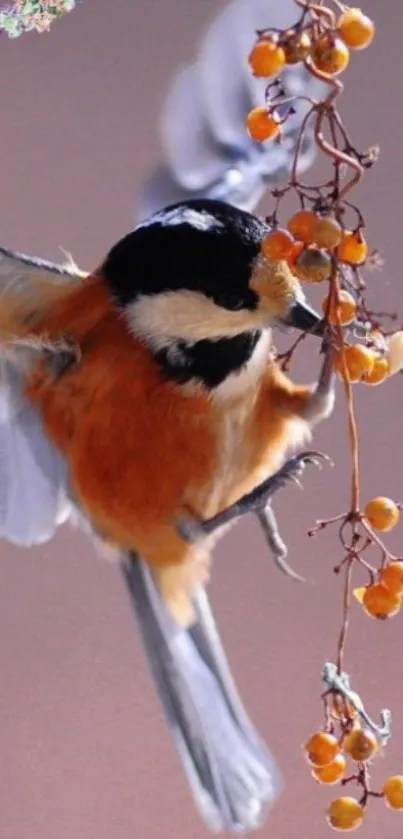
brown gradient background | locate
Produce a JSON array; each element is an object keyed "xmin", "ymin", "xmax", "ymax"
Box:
[{"xmin": 1, "ymin": 2, "xmax": 403, "ymax": 837}]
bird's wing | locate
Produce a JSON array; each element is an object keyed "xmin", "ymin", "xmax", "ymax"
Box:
[
  {"xmin": 137, "ymin": 0, "xmax": 326, "ymax": 219},
  {"xmin": 0, "ymin": 246, "xmax": 87, "ymax": 546},
  {"xmin": 0, "ymin": 244, "xmax": 87, "ymax": 337}
]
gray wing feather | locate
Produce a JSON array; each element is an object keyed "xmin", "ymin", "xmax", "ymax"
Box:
[
  {"xmin": 0, "ymin": 361, "xmax": 71, "ymax": 546},
  {"xmin": 0, "ymin": 246, "xmax": 84, "ymax": 546},
  {"xmin": 162, "ymin": 64, "xmax": 232, "ymax": 193},
  {"xmin": 0, "ymin": 244, "xmax": 87, "ymax": 287}
]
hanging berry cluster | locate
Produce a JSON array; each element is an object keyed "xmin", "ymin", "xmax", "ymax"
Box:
[{"xmin": 247, "ymin": 2, "xmax": 403, "ymax": 832}]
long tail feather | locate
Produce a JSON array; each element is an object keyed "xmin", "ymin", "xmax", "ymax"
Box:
[{"xmin": 121, "ymin": 553, "xmax": 281, "ymax": 834}]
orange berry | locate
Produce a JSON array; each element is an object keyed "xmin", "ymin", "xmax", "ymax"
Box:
[
  {"xmin": 327, "ymin": 795, "xmax": 364, "ymax": 830},
  {"xmin": 365, "ymin": 497, "xmax": 400, "ymax": 532},
  {"xmin": 338, "ymin": 8, "xmax": 375, "ymax": 51},
  {"xmin": 380, "ymin": 562, "xmax": 403, "ymax": 595},
  {"xmin": 248, "ymin": 38, "xmax": 286, "ymax": 78},
  {"xmin": 327, "ymin": 797, "xmax": 365, "ymax": 832},
  {"xmin": 362, "ymin": 582, "xmax": 402, "ymax": 620},
  {"xmin": 261, "ymin": 228, "xmax": 294, "ymax": 260},
  {"xmin": 362, "ymin": 355, "xmax": 389, "ymax": 386},
  {"xmin": 311, "ymin": 33, "xmax": 350, "ymax": 77},
  {"xmin": 342, "ymin": 728, "xmax": 378, "ymax": 762},
  {"xmin": 246, "ymin": 107, "xmax": 281, "ymax": 142},
  {"xmin": 304, "ymin": 731, "xmax": 340, "ymax": 767},
  {"xmin": 287, "ymin": 241, "xmax": 305, "ymax": 271},
  {"xmin": 334, "ymin": 345, "xmax": 375, "ymax": 383},
  {"xmin": 287, "ymin": 209, "xmax": 317, "ymax": 243},
  {"xmin": 312, "ymin": 215, "xmax": 343, "ymax": 249},
  {"xmin": 321, "ymin": 290, "xmax": 357, "ymax": 326},
  {"xmin": 294, "ymin": 246, "xmax": 332, "ymax": 283},
  {"xmin": 337, "ymin": 230, "xmax": 368, "ymax": 265},
  {"xmin": 312, "ymin": 753, "xmax": 346, "ymax": 785},
  {"xmin": 282, "ymin": 29, "xmax": 311, "ymax": 64},
  {"xmin": 383, "ymin": 775, "xmax": 403, "ymax": 810}
]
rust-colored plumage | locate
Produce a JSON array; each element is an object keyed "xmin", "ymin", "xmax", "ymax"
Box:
[
  {"xmin": 0, "ymin": 202, "xmax": 335, "ymax": 833},
  {"xmin": 10, "ymin": 273, "xmax": 314, "ymax": 618},
  {"xmin": 1, "ymin": 267, "xmax": 314, "ymax": 616}
]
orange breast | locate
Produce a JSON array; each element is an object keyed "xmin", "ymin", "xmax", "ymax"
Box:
[
  {"xmin": 25, "ymin": 278, "xmax": 311, "ymax": 564},
  {"xmin": 26, "ymin": 280, "xmax": 217, "ymax": 556},
  {"xmin": 208, "ymin": 365, "xmax": 311, "ymax": 511}
]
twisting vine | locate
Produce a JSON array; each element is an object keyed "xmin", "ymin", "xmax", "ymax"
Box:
[{"xmin": 247, "ymin": 2, "xmax": 403, "ymax": 829}]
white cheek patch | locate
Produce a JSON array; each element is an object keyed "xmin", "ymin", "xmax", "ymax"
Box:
[{"xmin": 125, "ymin": 289, "xmax": 261, "ymax": 349}]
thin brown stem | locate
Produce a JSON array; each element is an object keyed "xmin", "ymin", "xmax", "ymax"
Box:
[
  {"xmin": 315, "ymin": 110, "xmax": 364, "ymax": 202},
  {"xmin": 253, "ymin": 1, "xmax": 395, "ymax": 771},
  {"xmin": 332, "ymin": 273, "xmax": 361, "ymax": 513},
  {"xmin": 327, "ymin": 0, "xmax": 346, "ymax": 11},
  {"xmin": 360, "ymin": 519, "xmax": 397, "ymax": 563},
  {"xmin": 308, "ymin": 512, "xmax": 345, "ymax": 536},
  {"xmin": 295, "ymin": 0, "xmax": 335, "ymax": 26},
  {"xmin": 336, "ymin": 554, "xmax": 354, "ymax": 673},
  {"xmin": 290, "ymin": 106, "xmax": 316, "ymax": 184}
]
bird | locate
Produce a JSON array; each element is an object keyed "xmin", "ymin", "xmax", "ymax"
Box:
[
  {"xmin": 0, "ymin": 197, "xmax": 346, "ymax": 834},
  {"xmin": 138, "ymin": 0, "xmax": 326, "ymax": 220}
]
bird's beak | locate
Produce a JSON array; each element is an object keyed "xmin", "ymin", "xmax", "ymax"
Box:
[
  {"xmin": 281, "ymin": 299, "xmax": 370, "ymax": 340},
  {"xmin": 281, "ymin": 298, "xmax": 325, "ymax": 336}
]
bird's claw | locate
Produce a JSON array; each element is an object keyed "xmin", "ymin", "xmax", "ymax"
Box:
[
  {"xmin": 177, "ymin": 450, "xmax": 332, "ymax": 545},
  {"xmin": 267, "ymin": 451, "xmax": 332, "ymax": 496},
  {"xmin": 251, "ymin": 452, "xmax": 329, "ymax": 505},
  {"xmin": 257, "ymin": 508, "xmax": 305, "ymax": 582},
  {"xmin": 177, "ymin": 516, "xmax": 204, "ymax": 544}
]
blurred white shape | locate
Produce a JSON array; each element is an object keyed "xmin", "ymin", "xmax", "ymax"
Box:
[
  {"xmin": 0, "ymin": 359, "xmax": 71, "ymax": 547},
  {"xmin": 138, "ymin": 0, "xmax": 326, "ymax": 220},
  {"xmin": 197, "ymin": 0, "xmax": 255, "ymax": 149},
  {"xmin": 386, "ymin": 330, "xmax": 403, "ymax": 375},
  {"xmin": 162, "ymin": 65, "xmax": 228, "ymax": 192},
  {"xmin": 198, "ymin": 0, "xmax": 303, "ymax": 143}
]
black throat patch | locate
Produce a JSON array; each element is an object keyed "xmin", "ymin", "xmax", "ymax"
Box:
[{"xmin": 154, "ymin": 330, "xmax": 262, "ymax": 389}]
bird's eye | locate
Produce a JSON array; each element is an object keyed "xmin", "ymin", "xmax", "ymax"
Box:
[{"xmin": 215, "ymin": 294, "xmax": 245, "ymax": 311}]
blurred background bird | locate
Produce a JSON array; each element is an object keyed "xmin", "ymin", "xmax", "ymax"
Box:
[{"xmin": 137, "ymin": 0, "xmax": 325, "ymax": 220}]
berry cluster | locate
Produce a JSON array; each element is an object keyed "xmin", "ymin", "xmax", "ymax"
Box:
[
  {"xmin": 304, "ymin": 725, "xmax": 403, "ymax": 830},
  {"xmin": 247, "ymin": 7, "xmax": 374, "ymax": 143},
  {"xmin": 261, "ymin": 212, "xmax": 394, "ymax": 386},
  {"xmin": 246, "ymin": 1, "xmax": 403, "ymax": 831}
]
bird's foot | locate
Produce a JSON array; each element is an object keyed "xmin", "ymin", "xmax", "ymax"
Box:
[{"xmin": 177, "ymin": 450, "xmax": 332, "ymax": 545}]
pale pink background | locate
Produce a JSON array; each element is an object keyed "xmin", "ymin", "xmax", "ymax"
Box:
[{"xmin": 1, "ymin": 2, "xmax": 403, "ymax": 838}]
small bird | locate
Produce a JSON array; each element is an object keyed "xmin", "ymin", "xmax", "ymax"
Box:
[
  {"xmin": 0, "ymin": 198, "xmax": 339, "ymax": 833},
  {"xmin": 138, "ymin": 0, "xmax": 326, "ymax": 218}
]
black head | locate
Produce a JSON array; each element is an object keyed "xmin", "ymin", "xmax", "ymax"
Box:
[
  {"xmin": 103, "ymin": 198, "xmax": 268, "ymax": 312},
  {"xmin": 101, "ymin": 199, "xmax": 324, "ymax": 388}
]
